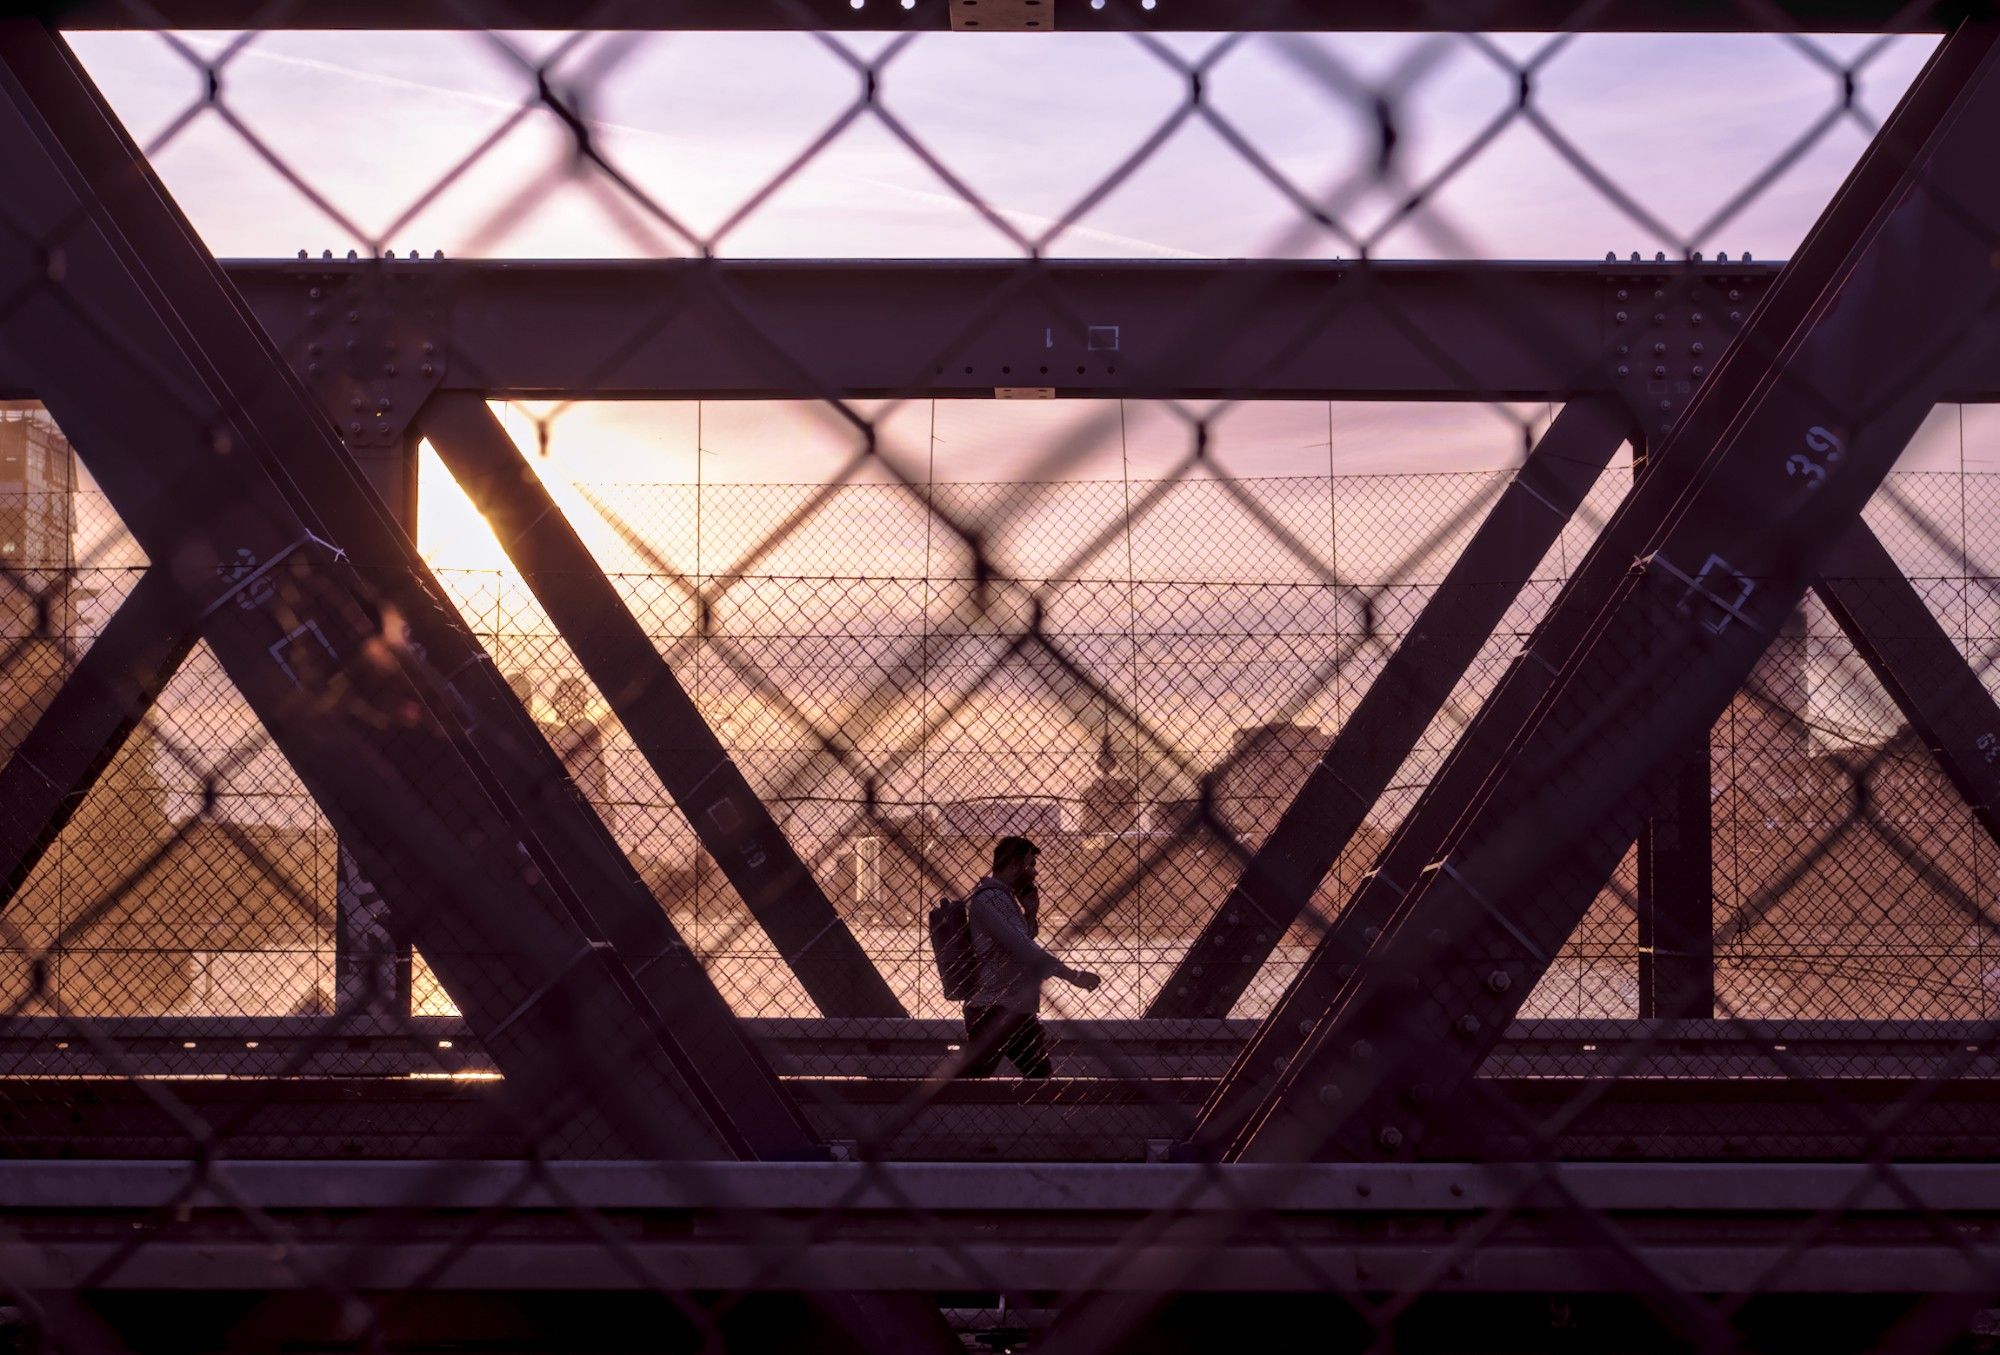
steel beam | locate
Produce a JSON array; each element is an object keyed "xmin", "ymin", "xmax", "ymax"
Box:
[
  {"xmin": 33, "ymin": 259, "xmax": 2000, "ymax": 405},
  {"xmin": 35, "ymin": 1, "xmax": 1981, "ymax": 31},
  {"xmin": 1816, "ymin": 519, "xmax": 2000, "ymax": 842},
  {"xmin": 1209, "ymin": 19, "xmax": 2000, "ymax": 1163},
  {"xmin": 0, "ymin": 568, "xmax": 192, "ymax": 905},
  {"xmin": 0, "ymin": 258, "xmax": 1796, "ymax": 404},
  {"xmin": 1147, "ymin": 395, "xmax": 1631, "ymax": 1018},
  {"xmin": 421, "ymin": 393, "xmax": 904, "ymax": 1017},
  {"xmin": 5, "ymin": 1161, "xmax": 2000, "ymax": 1295},
  {"xmin": 45, "ymin": 258, "xmax": 2000, "ymax": 406},
  {"xmin": 0, "ymin": 19, "xmax": 806, "ymax": 1162},
  {"xmin": 1633, "ymin": 438, "xmax": 1715, "ymax": 1019}
]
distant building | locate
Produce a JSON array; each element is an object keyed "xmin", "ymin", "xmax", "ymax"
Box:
[
  {"xmin": 1079, "ymin": 744, "xmax": 1141, "ymax": 839},
  {"xmin": 938, "ymin": 797, "xmax": 1065, "ymax": 840},
  {"xmin": 1160, "ymin": 721, "xmax": 1330, "ymax": 846},
  {"xmin": 0, "ymin": 403, "xmax": 76, "ymax": 574}
]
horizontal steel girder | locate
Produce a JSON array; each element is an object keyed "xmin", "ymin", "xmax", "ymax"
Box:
[
  {"xmin": 6, "ymin": 1160, "xmax": 2000, "ymax": 1295},
  {"xmin": 14, "ymin": 258, "xmax": 2000, "ymax": 411},
  {"xmin": 0, "ymin": 259, "xmax": 1827, "ymax": 405},
  {"xmin": 36, "ymin": 1, "xmax": 1981, "ymax": 31}
]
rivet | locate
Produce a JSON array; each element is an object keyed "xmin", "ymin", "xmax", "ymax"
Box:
[
  {"xmin": 1449, "ymin": 1182, "xmax": 1465, "ymax": 1197},
  {"xmin": 1690, "ymin": 312, "xmax": 1703, "ymax": 325},
  {"xmin": 1427, "ymin": 929, "xmax": 1447, "ymax": 946},
  {"xmin": 421, "ymin": 363, "xmax": 435, "ymax": 377},
  {"xmin": 1350, "ymin": 1039, "xmax": 1373, "ymax": 1061},
  {"xmin": 1653, "ymin": 366, "xmax": 1667, "ymax": 378},
  {"xmin": 1616, "ymin": 365, "xmax": 1630, "ymax": 378},
  {"xmin": 1659, "ymin": 399, "xmax": 1672, "ymax": 411},
  {"xmin": 1363, "ymin": 926, "xmax": 1380, "ymax": 942},
  {"xmin": 306, "ymin": 362, "xmax": 320, "ymax": 375},
  {"xmin": 1614, "ymin": 310, "xmax": 1628, "ymax": 324},
  {"xmin": 348, "ymin": 421, "xmax": 363, "ymax": 434},
  {"xmin": 423, "ymin": 341, "xmax": 437, "ymax": 355},
  {"xmin": 384, "ymin": 363, "xmax": 398, "ymax": 377},
  {"xmin": 1191, "ymin": 965, "xmax": 1204, "ymax": 977},
  {"xmin": 307, "ymin": 341, "xmax": 322, "ymax": 355},
  {"xmin": 1356, "ymin": 1181, "xmax": 1372, "ymax": 1197},
  {"xmin": 349, "ymin": 397, "xmax": 363, "ymax": 412},
  {"xmin": 1728, "ymin": 289, "xmax": 1742, "ymax": 302},
  {"xmin": 1299, "ymin": 1019, "xmax": 1315, "ymax": 1036},
  {"xmin": 1729, "ymin": 311, "xmax": 1743, "ymax": 324},
  {"xmin": 1377, "ymin": 1125, "xmax": 1404, "ymax": 1150},
  {"xmin": 308, "ymin": 286, "xmax": 322, "ymax": 300},
  {"xmin": 1317, "ymin": 1083, "xmax": 1342, "ymax": 1105},
  {"xmin": 1690, "ymin": 342, "xmax": 1704, "ymax": 354},
  {"xmin": 1652, "ymin": 342, "xmax": 1665, "ymax": 355},
  {"xmin": 346, "ymin": 310, "xmax": 359, "ymax": 323},
  {"xmin": 1652, "ymin": 312, "xmax": 1666, "ymax": 324},
  {"xmin": 1615, "ymin": 288, "xmax": 1628, "ymax": 301},
  {"xmin": 1692, "ymin": 365, "xmax": 1705, "ymax": 377},
  {"xmin": 1652, "ymin": 288, "xmax": 1664, "ymax": 300}
]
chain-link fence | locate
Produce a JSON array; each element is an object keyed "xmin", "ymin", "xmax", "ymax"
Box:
[{"xmin": 4, "ymin": 7, "xmax": 2000, "ymax": 1351}]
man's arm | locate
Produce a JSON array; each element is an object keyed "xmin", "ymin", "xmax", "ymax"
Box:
[
  {"xmin": 968, "ymin": 889, "xmax": 1100, "ymax": 990},
  {"xmin": 967, "ymin": 890, "xmax": 1064, "ymax": 976}
]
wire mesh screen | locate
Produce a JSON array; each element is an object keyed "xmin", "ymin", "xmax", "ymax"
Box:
[{"xmin": 4, "ymin": 9, "xmax": 2000, "ymax": 1352}]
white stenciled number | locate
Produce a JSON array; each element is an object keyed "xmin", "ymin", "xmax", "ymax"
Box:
[
  {"xmin": 1979, "ymin": 732, "xmax": 1999, "ymax": 765},
  {"xmin": 1787, "ymin": 425, "xmax": 1845, "ymax": 490}
]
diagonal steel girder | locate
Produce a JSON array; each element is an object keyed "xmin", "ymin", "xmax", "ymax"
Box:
[
  {"xmin": 420, "ymin": 393, "xmax": 905, "ymax": 1017},
  {"xmin": 1815, "ymin": 521, "xmax": 2000, "ymax": 841},
  {"xmin": 0, "ymin": 567, "xmax": 193, "ymax": 907},
  {"xmin": 1199, "ymin": 19, "xmax": 2000, "ymax": 1164},
  {"xmin": 1147, "ymin": 394, "xmax": 1634, "ymax": 1019},
  {"xmin": 0, "ymin": 19, "xmax": 821, "ymax": 1162}
]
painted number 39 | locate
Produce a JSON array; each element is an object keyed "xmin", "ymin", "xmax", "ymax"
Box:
[{"xmin": 1786, "ymin": 426, "xmax": 1844, "ymax": 489}]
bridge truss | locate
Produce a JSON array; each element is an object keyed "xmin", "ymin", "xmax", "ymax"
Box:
[{"xmin": 4, "ymin": 2, "xmax": 2000, "ymax": 1350}]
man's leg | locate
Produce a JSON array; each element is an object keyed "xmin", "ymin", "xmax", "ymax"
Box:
[
  {"xmin": 1002, "ymin": 1015, "xmax": 1054, "ymax": 1080},
  {"xmin": 962, "ymin": 1005, "xmax": 1006, "ymax": 1078}
]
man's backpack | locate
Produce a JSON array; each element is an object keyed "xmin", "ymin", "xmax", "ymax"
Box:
[{"xmin": 928, "ymin": 894, "xmax": 978, "ymax": 1001}]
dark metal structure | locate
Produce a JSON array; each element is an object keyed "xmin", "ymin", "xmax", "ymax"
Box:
[{"xmin": 2, "ymin": 3, "xmax": 2000, "ymax": 1350}]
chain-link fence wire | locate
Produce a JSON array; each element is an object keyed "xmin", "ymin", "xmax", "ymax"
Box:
[{"xmin": 4, "ymin": 8, "xmax": 2000, "ymax": 1351}]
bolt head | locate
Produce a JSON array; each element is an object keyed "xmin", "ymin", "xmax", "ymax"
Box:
[
  {"xmin": 1317, "ymin": 1083, "xmax": 1341, "ymax": 1105},
  {"xmin": 1486, "ymin": 969, "xmax": 1512, "ymax": 993},
  {"xmin": 1456, "ymin": 1014, "xmax": 1481, "ymax": 1038},
  {"xmin": 1377, "ymin": 1125, "xmax": 1404, "ymax": 1150},
  {"xmin": 1350, "ymin": 1039, "xmax": 1373, "ymax": 1062}
]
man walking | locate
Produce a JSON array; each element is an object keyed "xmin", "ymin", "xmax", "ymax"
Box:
[{"xmin": 963, "ymin": 835, "xmax": 1101, "ymax": 1078}]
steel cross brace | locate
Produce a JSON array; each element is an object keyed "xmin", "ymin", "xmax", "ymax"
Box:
[
  {"xmin": 1148, "ymin": 394, "xmax": 1634, "ymax": 1019},
  {"xmin": 419, "ymin": 393, "xmax": 904, "ymax": 1017},
  {"xmin": 0, "ymin": 20, "xmax": 828, "ymax": 1162},
  {"xmin": 1198, "ymin": 20, "xmax": 2000, "ymax": 1164},
  {"xmin": 0, "ymin": 567, "xmax": 192, "ymax": 905}
]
